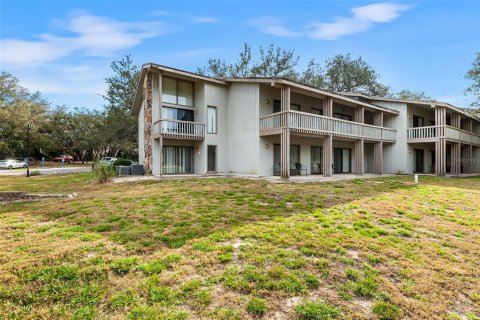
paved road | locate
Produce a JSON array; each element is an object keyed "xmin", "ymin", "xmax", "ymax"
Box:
[{"xmin": 0, "ymin": 166, "xmax": 92, "ymax": 176}]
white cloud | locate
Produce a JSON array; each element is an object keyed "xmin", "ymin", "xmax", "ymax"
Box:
[
  {"xmin": 0, "ymin": 11, "xmax": 168, "ymax": 66},
  {"xmin": 248, "ymin": 16, "xmax": 301, "ymax": 37},
  {"xmin": 249, "ymin": 3, "xmax": 410, "ymax": 40},
  {"xmin": 191, "ymin": 16, "xmax": 218, "ymax": 24},
  {"xmin": 306, "ymin": 2, "xmax": 411, "ymax": 40}
]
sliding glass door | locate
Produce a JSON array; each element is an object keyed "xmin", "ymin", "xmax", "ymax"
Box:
[
  {"xmin": 163, "ymin": 146, "xmax": 194, "ymax": 174},
  {"xmin": 311, "ymin": 146, "xmax": 323, "ymax": 174},
  {"xmin": 333, "ymin": 148, "xmax": 351, "ymax": 173}
]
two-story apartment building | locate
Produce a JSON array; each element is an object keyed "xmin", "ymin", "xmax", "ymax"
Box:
[{"xmin": 132, "ymin": 63, "xmax": 480, "ymax": 178}]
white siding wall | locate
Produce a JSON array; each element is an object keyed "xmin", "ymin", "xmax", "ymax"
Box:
[
  {"xmin": 473, "ymin": 147, "xmax": 480, "ymax": 172},
  {"xmin": 375, "ymin": 101, "xmax": 409, "ymax": 173},
  {"xmin": 407, "ymin": 105, "xmax": 435, "ymax": 127},
  {"xmin": 364, "ymin": 143, "xmax": 374, "ymax": 173},
  {"xmin": 227, "ymin": 83, "xmax": 260, "ymax": 174},
  {"xmin": 194, "ymin": 82, "xmax": 206, "ymax": 174},
  {"xmin": 205, "ymin": 83, "xmax": 229, "ymax": 173},
  {"xmin": 138, "ymin": 101, "xmax": 145, "ymax": 164},
  {"xmin": 259, "ymin": 84, "xmax": 281, "ymax": 116},
  {"xmin": 152, "ymin": 74, "xmax": 161, "ymax": 122}
]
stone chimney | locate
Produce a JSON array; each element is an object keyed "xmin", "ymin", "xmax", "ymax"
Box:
[{"xmin": 143, "ymin": 71, "xmax": 153, "ymax": 175}]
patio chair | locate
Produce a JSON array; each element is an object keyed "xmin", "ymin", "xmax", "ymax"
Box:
[{"xmin": 295, "ymin": 162, "xmax": 307, "ymax": 176}]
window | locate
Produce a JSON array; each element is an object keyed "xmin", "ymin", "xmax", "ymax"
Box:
[
  {"xmin": 163, "ymin": 146, "xmax": 194, "ymax": 174},
  {"xmin": 162, "ymin": 77, "xmax": 194, "ymax": 106},
  {"xmin": 207, "ymin": 106, "xmax": 217, "ymax": 134},
  {"xmin": 311, "ymin": 108, "xmax": 323, "ymax": 115},
  {"xmin": 333, "ymin": 113, "xmax": 352, "ymax": 121},
  {"xmin": 412, "ymin": 115, "xmax": 424, "ymax": 128},
  {"xmin": 290, "ymin": 104, "xmax": 301, "ymax": 111},
  {"xmin": 162, "ymin": 107, "xmax": 194, "ymax": 121}
]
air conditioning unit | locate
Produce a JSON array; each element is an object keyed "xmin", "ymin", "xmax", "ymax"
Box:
[
  {"xmin": 131, "ymin": 164, "xmax": 144, "ymax": 175},
  {"xmin": 116, "ymin": 166, "xmax": 131, "ymax": 176}
]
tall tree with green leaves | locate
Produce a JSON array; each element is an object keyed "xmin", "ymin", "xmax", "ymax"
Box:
[
  {"xmin": 0, "ymin": 72, "xmax": 50, "ymax": 158},
  {"xmin": 465, "ymin": 52, "xmax": 480, "ymax": 115},
  {"xmin": 197, "ymin": 43, "xmax": 299, "ymax": 78},
  {"xmin": 101, "ymin": 54, "xmax": 141, "ymax": 158},
  {"xmin": 394, "ymin": 89, "xmax": 434, "ymax": 101},
  {"xmin": 323, "ymin": 54, "xmax": 390, "ymax": 96}
]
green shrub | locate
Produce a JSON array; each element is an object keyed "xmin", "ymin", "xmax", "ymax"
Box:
[
  {"xmin": 30, "ymin": 170, "xmax": 41, "ymax": 176},
  {"xmin": 112, "ymin": 158, "xmax": 134, "ymax": 168},
  {"xmin": 294, "ymin": 300, "xmax": 339, "ymax": 320},
  {"xmin": 111, "ymin": 257, "xmax": 137, "ymax": 275},
  {"xmin": 93, "ymin": 161, "xmax": 115, "ymax": 183},
  {"xmin": 246, "ymin": 297, "xmax": 268, "ymax": 316},
  {"xmin": 372, "ymin": 301, "xmax": 402, "ymax": 320}
]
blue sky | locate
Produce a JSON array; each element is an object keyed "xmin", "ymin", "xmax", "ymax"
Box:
[{"xmin": 1, "ymin": 1, "xmax": 479, "ymax": 110}]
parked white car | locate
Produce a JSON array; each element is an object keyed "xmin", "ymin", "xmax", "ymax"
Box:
[
  {"xmin": 0, "ymin": 159, "xmax": 27, "ymax": 169},
  {"xmin": 100, "ymin": 157, "xmax": 118, "ymax": 165}
]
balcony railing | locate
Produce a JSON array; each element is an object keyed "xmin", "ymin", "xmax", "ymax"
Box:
[
  {"xmin": 407, "ymin": 126, "xmax": 439, "ymax": 140},
  {"xmin": 259, "ymin": 111, "xmax": 397, "ymax": 142},
  {"xmin": 407, "ymin": 125, "xmax": 480, "ymax": 145},
  {"xmin": 444, "ymin": 126, "xmax": 480, "ymax": 145},
  {"xmin": 153, "ymin": 119, "xmax": 205, "ymax": 140}
]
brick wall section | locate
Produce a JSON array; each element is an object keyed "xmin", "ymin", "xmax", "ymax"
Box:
[{"xmin": 143, "ymin": 71, "xmax": 153, "ymax": 175}]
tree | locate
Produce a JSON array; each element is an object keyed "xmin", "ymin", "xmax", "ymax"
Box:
[
  {"xmin": 323, "ymin": 54, "xmax": 390, "ymax": 96},
  {"xmin": 197, "ymin": 43, "xmax": 299, "ymax": 79},
  {"xmin": 0, "ymin": 72, "xmax": 50, "ymax": 158},
  {"xmin": 298, "ymin": 59, "xmax": 325, "ymax": 89},
  {"xmin": 465, "ymin": 52, "xmax": 480, "ymax": 109},
  {"xmin": 395, "ymin": 89, "xmax": 434, "ymax": 102},
  {"xmin": 101, "ymin": 55, "xmax": 141, "ymax": 158},
  {"xmin": 197, "ymin": 44, "xmax": 391, "ymax": 96}
]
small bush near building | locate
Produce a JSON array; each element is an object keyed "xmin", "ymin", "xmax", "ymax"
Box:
[
  {"xmin": 112, "ymin": 158, "xmax": 134, "ymax": 168},
  {"xmin": 93, "ymin": 161, "xmax": 115, "ymax": 183}
]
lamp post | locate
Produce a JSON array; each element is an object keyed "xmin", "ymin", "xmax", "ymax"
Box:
[{"xmin": 25, "ymin": 123, "xmax": 32, "ymax": 177}]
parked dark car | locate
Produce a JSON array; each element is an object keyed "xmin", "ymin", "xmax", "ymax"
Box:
[{"xmin": 52, "ymin": 155, "xmax": 74, "ymax": 163}]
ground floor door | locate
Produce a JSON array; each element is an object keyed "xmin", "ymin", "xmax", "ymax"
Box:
[
  {"xmin": 311, "ymin": 146, "xmax": 323, "ymax": 174},
  {"xmin": 273, "ymin": 144, "xmax": 301, "ymax": 176},
  {"xmin": 413, "ymin": 149, "xmax": 424, "ymax": 173},
  {"xmin": 207, "ymin": 145, "xmax": 216, "ymax": 172},
  {"xmin": 333, "ymin": 148, "xmax": 351, "ymax": 173},
  {"xmin": 429, "ymin": 150, "xmax": 435, "ymax": 173},
  {"xmin": 162, "ymin": 146, "xmax": 194, "ymax": 174}
]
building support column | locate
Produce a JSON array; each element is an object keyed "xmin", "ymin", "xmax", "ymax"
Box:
[
  {"xmin": 451, "ymin": 142, "xmax": 462, "ymax": 174},
  {"xmin": 435, "ymin": 138, "xmax": 446, "ymax": 175},
  {"xmin": 374, "ymin": 111, "xmax": 384, "ymax": 127},
  {"xmin": 323, "ymin": 135, "xmax": 333, "ymax": 177},
  {"xmin": 466, "ymin": 145, "xmax": 473, "ymax": 173},
  {"xmin": 280, "ymin": 85, "xmax": 291, "ymax": 179},
  {"xmin": 280, "ymin": 128, "xmax": 290, "ymax": 179},
  {"xmin": 323, "ymin": 97, "xmax": 333, "ymax": 117},
  {"xmin": 374, "ymin": 141, "xmax": 383, "ymax": 175},
  {"xmin": 355, "ymin": 139, "xmax": 364, "ymax": 175},
  {"xmin": 355, "ymin": 106, "xmax": 365, "ymax": 123},
  {"xmin": 143, "ymin": 71, "xmax": 153, "ymax": 175}
]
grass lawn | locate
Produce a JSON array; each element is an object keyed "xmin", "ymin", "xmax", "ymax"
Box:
[{"xmin": 0, "ymin": 173, "xmax": 479, "ymax": 319}]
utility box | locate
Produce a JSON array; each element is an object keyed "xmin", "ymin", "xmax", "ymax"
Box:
[
  {"xmin": 131, "ymin": 164, "xmax": 144, "ymax": 176},
  {"xmin": 116, "ymin": 166, "xmax": 131, "ymax": 176}
]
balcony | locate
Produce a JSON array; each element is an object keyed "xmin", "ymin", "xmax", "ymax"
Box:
[
  {"xmin": 407, "ymin": 126, "xmax": 480, "ymax": 145},
  {"xmin": 259, "ymin": 111, "xmax": 397, "ymax": 142},
  {"xmin": 153, "ymin": 119, "xmax": 205, "ymax": 140}
]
